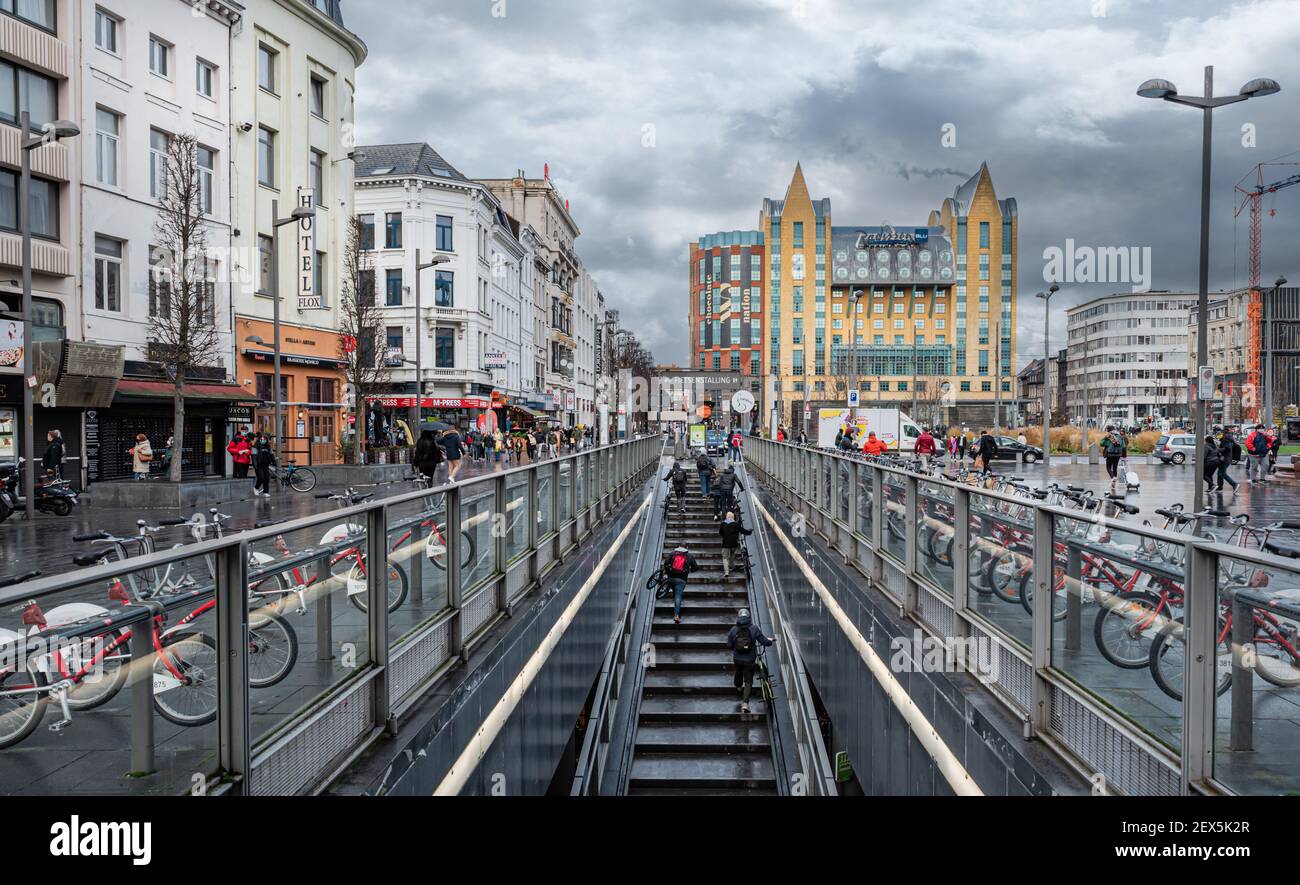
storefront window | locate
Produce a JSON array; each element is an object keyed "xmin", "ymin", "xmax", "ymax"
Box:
[{"xmin": 435, "ymin": 327, "xmax": 454, "ymax": 368}]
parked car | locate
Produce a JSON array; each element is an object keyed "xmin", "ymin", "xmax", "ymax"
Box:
[
  {"xmin": 987, "ymin": 436, "xmax": 1044, "ymax": 464},
  {"xmin": 705, "ymin": 429, "xmax": 729, "ymax": 456},
  {"xmin": 1155, "ymin": 434, "xmax": 1197, "ymax": 465}
]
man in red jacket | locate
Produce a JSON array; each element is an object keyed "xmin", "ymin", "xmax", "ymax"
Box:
[
  {"xmin": 862, "ymin": 433, "xmax": 888, "ymax": 457},
  {"xmin": 914, "ymin": 427, "xmax": 937, "ymax": 469}
]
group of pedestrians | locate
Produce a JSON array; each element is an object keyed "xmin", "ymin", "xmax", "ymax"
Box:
[
  {"xmin": 223, "ymin": 428, "xmax": 277, "ymax": 496},
  {"xmin": 1203, "ymin": 424, "xmax": 1280, "ymax": 496}
]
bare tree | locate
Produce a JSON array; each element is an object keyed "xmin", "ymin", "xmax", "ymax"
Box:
[
  {"xmin": 338, "ymin": 215, "xmax": 387, "ymax": 463},
  {"xmin": 148, "ymin": 132, "xmax": 222, "ymax": 482}
]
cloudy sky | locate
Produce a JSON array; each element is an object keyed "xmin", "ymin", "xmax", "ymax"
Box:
[{"xmin": 345, "ymin": 0, "xmax": 1300, "ymax": 367}]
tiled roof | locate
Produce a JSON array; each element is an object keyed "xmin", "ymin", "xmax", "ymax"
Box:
[{"xmin": 354, "ymin": 143, "xmax": 469, "ymax": 182}]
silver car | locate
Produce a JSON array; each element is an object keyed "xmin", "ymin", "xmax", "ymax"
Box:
[{"xmin": 1155, "ymin": 434, "xmax": 1197, "ymax": 465}]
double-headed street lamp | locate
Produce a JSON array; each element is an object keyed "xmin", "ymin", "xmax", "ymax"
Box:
[
  {"xmin": 1037, "ymin": 283, "xmax": 1060, "ymax": 474},
  {"xmin": 1137, "ymin": 67, "xmax": 1280, "ymax": 515},
  {"xmin": 19, "ymin": 112, "xmax": 79, "ymax": 520},
  {"xmin": 1265, "ymin": 274, "xmax": 1288, "ymax": 428},
  {"xmin": 410, "ymin": 249, "xmax": 452, "ymax": 431},
  {"xmin": 849, "ymin": 289, "xmax": 865, "ymax": 415}
]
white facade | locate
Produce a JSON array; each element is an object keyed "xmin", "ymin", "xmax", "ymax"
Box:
[
  {"xmin": 574, "ymin": 268, "xmax": 598, "ymax": 426},
  {"xmin": 1065, "ymin": 292, "xmax": 1194, "ymax": 426},
  {"xmin": 77, "ymin": 0, "xmax": 239, "ymax": 364},
  {"xmin": 355, "ymin": 149, "xmax": 534, "ymax": 408},
  {"xmin": 228, "ymin": 0, "xmax": 365, "ymax": 339}
]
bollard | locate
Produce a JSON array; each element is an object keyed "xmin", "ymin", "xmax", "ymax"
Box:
[
  {"xmin": 315, "ymin": 551, "xmax": 333, "ymax": 662},
  {"xmin": 1065, "ymin": 544, "xmax": 1082, "ymax": 651},
  {"xmin": 129, "ymin": 614, "xmax": 156, "ymax": 775},
  {"xmin": 1231, "ymin": 594, "xmax": 1253, "ymax": 751}
]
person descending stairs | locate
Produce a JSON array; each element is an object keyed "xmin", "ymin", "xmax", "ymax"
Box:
[{"xmin": 627, "ymin": 455, "xmax": 779, "ymax": 795}]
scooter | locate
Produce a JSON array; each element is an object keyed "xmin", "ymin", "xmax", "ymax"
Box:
[{"xmin": 0, "ymin": 464, "xmax": 79, "ymax": 518}]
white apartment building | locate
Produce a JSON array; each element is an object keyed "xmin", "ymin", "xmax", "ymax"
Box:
[
  {"xmin": 79, "ymin": 0, "xmax": 239, "ymax": 364},
  {"xmin": 1065, "ymin": 292, "xmax": 1194, "ymax": 427},
  {"xmin": 573, "ymin": 269, "xmax": 599, "ymax": 426},
  {"xmin": 354, "ymin": 143, "xmax": 536, "ymax": 429},
  {"xmin": 229, "ymin": 0, "xmax": 365, "ymax": 461}
]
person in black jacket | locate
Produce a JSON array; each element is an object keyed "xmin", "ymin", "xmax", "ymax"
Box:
[
  {"xmin": 251, "ymin": 434, "xmax": 277, "ymax": 497},
  {"xmin": 975, "ymin": 431, "xmax": 998, "ymax": 472},
  {"xmin": 1202, "ymin": 435, "xmax": 1223, "ymax": 493},
  {"xmin": 714, "ymin": 465, "xmax": 744, "ymax": 519},
  {"xmin": 413, "ymin": 430, "xmax": 443, "ymax": 481},
  {"xmin": 726, "ymin": 608, "xmax": 774, "ymax": 713},
  {"xmin": 695, "ymin": 451, "xmax": 714, "ymax": 496},
  {"xmin": 664, "ymin": 545, "xmax": 698, "ymax": 624},
  {"xmin": 663, "ymin": 461, "xmax": 688, "ymax": 513},
  {"xmin": 1214, "ymin": 431, "xmax": 1239, "ymax": 494},
  {"xmin": 42, "ymin": 430, "xmax": 64, "ymax": 480},
  {"xmin": 719, "ymin": 511, "xmax": 752, "ymax": 579}
]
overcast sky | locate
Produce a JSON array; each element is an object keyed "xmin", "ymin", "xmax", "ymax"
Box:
[{"xmin": 346, "ymin": 0, "xmax": 1300, "ymax": 367}]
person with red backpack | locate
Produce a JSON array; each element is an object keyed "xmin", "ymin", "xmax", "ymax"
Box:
[
  {"xmin": 1245, "ymin": 424, "xmax": 1273, "ymax": 484},
  {"xmin": 664, "ymin": 545, "xmax": 698, "ymax": 624}
]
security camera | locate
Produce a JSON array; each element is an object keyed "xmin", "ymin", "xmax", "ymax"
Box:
[{"xmin": 239, "ymin": 122, "xmax": 254, "ymax": 133}]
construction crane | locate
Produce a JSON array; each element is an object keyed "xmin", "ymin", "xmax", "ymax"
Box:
[{"xmin": 1233, "ymin": 162, "xmax": 1300, "ymax": 421}]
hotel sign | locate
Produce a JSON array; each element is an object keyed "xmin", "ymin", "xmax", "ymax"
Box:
[
  {"xmin": 855, "ymin": 226, "xmax": 930, "ymax": 248},
  {"xmin": 297, "ymin": 189, "xmax": 320, "ymax": 310},
  {"xmin": 705, "ymin": 274, "xmax": 714, "ymax": 315},
  {"xmin": 742, "ymin": 290, "xmax": 751, "ymax": 324}
]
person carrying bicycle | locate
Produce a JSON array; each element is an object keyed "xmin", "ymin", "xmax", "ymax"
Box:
[
  {"xmin": 714, "ymin": 465, "xmax": 744, "ymax": 520},
  {"xmin": 664, "ymin": 545, "xmax": 698, "ymax": 624},
  {"xmin": 664, "ymin": 461, "xmax": 688, "ymax": 514},
  {"xmin": 727, "ymin": 608, "xmax": 774, "ymax": 714},
  {"xmin": 719, "ymin": 511, "xmax": 752, "ymax": 580}
]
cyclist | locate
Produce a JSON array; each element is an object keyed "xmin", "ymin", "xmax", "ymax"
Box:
[
  {"xmin": 726, "ymin": 608, "xmax": 774, "ymax": 714},
  {"xmin": 663, "ymin": 461, "xmax": 688, "ymax": 514},
  {"xmin": 719, "ymin": 511, "xmax": 752, "ymax": 580},
  {"xmin": 664, "ymin": 545, "xmax": 698, "ymax": 624}
]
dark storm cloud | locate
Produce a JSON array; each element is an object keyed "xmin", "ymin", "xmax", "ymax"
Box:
[{"xmin": 345, "ymin": 0, "xmax": 1300, "ymax": 365}]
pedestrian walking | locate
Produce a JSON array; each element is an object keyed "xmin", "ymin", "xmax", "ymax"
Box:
[
  {"xmin": 227, "ymin": 432, "xmax": 252, "ymax": 479},
  {"xmin": 1214, "ymin": 431, "xmax": 1239, "ymax": 494},
  {"xmin": 726, "ymin": 608, "xmax": 773, "ymax": 714},
  {"xmin": 664, "ymin": 545, "xmax": 698, "ymax": 625},
  {"xmin": 160, "ymin": 435, "xmax": 175, "ymax": 477},
  {"xmin": 1245, "ymin": 424, "xmax": 1272, "ymax": 484},
  {"xmin": 439, "ymin": 425, "xmax": 465, "ymax": 482},
  {"xmin": 664, "ymin": 461, "xmax": 688, "ymax": 513},
  {"xmin": 251, "ymin": 433, "xmax": 276, "ymax": 497},
  {"xmin": 973, "ymin": 431, "xmax": 998, "ymax": 472},
  {"xmin": 715, "ymin": 465, "xmax": 744, "ymax": 519},
  {"xmin": 129, "ymin": 433, "xmax": 153, "ymax": 480},
  {"xmin": 42, "ymin": 430, "xmax": 64, "ymax": 480},
  {"xmin": 414, "ymin": 429, "xmax": 443, "ymax": 481},
  {"xmin": 1103, "ymin": 426, "xmax": 1126, "ymax": 491},
  {"xmin": 729, "ymin": 431, "xmax": 743, "ymax": 463},
  {"xmin": 719, "ymin": 511, "xmax": 752, "ymax": 579},
  {"xmin": 696, "ymin": 451, "xmax": 714, "ymax": 496},
  {"xmin": 1269, "ymin": 428, "xmax": 1282, "ymax": 475},
  {"xmin": 915, "ymin": 427, "xmax": 936, "ymax": 469}
]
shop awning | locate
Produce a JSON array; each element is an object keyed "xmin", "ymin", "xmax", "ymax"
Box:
[
  {"xmin": 511, "ymin": 404, "xmax": 545, "ymax": 419},
  {"xmin": 114, "ymin": 380, "xmax": 252, "ymax": 402}
]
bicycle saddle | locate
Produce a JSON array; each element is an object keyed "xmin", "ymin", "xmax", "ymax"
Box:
[{"xmin": 72, "ymin": 555, "xmax": 101, "ymax": 567}]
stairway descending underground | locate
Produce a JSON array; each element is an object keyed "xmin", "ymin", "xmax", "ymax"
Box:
[{"xmin": 626, "ymin": 461, "xmax": 778, "ymax": 796}]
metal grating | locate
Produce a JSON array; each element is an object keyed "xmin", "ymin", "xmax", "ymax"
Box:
[
  {"xmin": 1048, "ymin": 684, "xmax": 1180, "ymax": 796},
  {"xmin": 250, "ymin": 678, "xmax": 375, "ymax": 796},
  {"xmin": 462, "ymin": 588, "xmax": 498, "ymax": 639},
  {"xmin": 882, "ymin": 565, "xmax": 906, "ymax": 603},
  {"xmin": 389, "ymin": 618, "xmax": 452, "ymax": 705},
  {"xmin": 965, "ymin": 621, "xmax": 1034, "ymax": 714},
  {"xmin": 918, "ymin": 588, "xmax": 955, "ymax": 638}
]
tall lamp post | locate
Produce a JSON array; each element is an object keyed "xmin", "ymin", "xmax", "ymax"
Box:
[
  {"xmin": 1138, "ymin": 67, "xmax": 1280, "ymax": 515},
  {"xmin": 1265, "ymin": 274, "xmax": 1287, "ymax": 428},
  {"xmin": 19, "ymin": 112, "xmax": 79, "ymax": 520},
  {"xmin": 410, "ymin": 249, "xmax": 451, "ymax": 432},
  {"xmin": 1037, "ymin": 284, "xmax": 1060, "ymax": 475},
  {"xmin": 850, "ymin": 289, "xmax": 865, "ymax": 416},
  {"xmin": 266, "ymin": 200, "xmax": 314, "ymax": 467}
]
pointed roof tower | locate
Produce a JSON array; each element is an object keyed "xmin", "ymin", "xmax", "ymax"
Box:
[{"xmin": 784, "ymin": 162, "xmax": 812, "ymax": 210}]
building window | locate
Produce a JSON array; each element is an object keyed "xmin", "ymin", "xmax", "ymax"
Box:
[
  {"xmin": 0, "ymin": 60, "xmax": 56, "ymax": 128},
  {"xmin": 95, "ymin": 108, "xmax": 119, "ymax": 187},
  {"xmin": 385, "ymin": 212, "xmax": 402, "ymax": 249},
  {"xmin": 792, "ymin": 222, "xmax": 803, "ymax": 248},
  {"xmin": 0, "ymin": 171, "xmax": 55, "ymax": 238},
  {"xmin": 149, "ymin": 37, "xmax": 171, "ymax": 78},
  {"xmin": 314, "ymin": 250, "xmax": 325, "ymax": 301},
  {"xmin": 434, "ymin": 270, "xmax": 453, "ymax": 307},
  {"xmin": 713, "ymin": 353, "xmax": 721, "ymax": 370},
  {"xmin": 979, "ymin": 222, "xmax": 990, "ymax": 249},
  {"xmin": 357, "ymin": 269, "xmax": 374, "ymax": 306},
  {"xmin": 731, "ymin": 351, "xmax": 740, "ymax": 371},
  {"xmin": 95, "ymin": 8, "xmax": 119, "ymax": 53},
  {"xmin": 357, "ymin": 214, "xmax": 375, "ymax": 251},
  {"xmin": 309, "ymin": 149, "xmax": 325, "ymax": 204},
  {"xmin": 196, "ymin": 59, "xmax": 216, "ymax": 99},
  {"xmin": 961, "ymin": 381, "xmax": 971, "ymax": 392},
  {"xmin": 197, "ymin": 146, "xmax": 214, "ymax": 214},
  {"xmin": 257, "ymin": 126, "xmax": 275, "ymax": 187},
  {"xmin": 982, "ymin": 381, "xmax": 992, "ymax": 392},
  {"xmin": 149, "ymin": 129, "xmax": 169, "ymax": 198},
  {"xmin": 258, "ymin": 44, "xmax": 277, "ymax": 93},
  {"xmin": 385, "ymin": 269, "xmax": 402, "ymax": 306},
  {"xmin": 435, "ymin": 214, "xmax": 454, "ymax": 252},
  {"xmin": 309, "ymin": 74, "xmax": 326, "ymax": 118},
  {"xmin": 386, "ymin": 325, "xmax": 403, "ymax": 353},
  {"xmin": 257, "ymin": 235, "xmax": 272, "ymax": 293},
  {"xmin": 93, "ymin": 236, "xmax": 122, "ymax": 311}
]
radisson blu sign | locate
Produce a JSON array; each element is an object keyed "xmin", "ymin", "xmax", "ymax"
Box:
[{"xmin": 855, "ymin": 226, "xmax": 930, "ymax": 248}]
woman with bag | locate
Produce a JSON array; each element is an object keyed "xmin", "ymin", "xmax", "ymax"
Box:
[{"xmin": 129, "ymin": 433, "xmax": 153, "ymax": 480}]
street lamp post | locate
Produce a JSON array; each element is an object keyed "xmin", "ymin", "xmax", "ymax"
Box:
[
  {"xmin": 268, "ymin": 200, "xmax": 314, "ymax": 468},
  {"xmin": 1265, "ymin": 275, "xmax": 1287, "ymax": 428},
  {"xmin": 850, "ymin": 289, "xmax": 865, "ymax": 418},
  {"xmin": 1037, "ymin": 284, "xmax": 1060, "ymax": 474},
  {"xmin": 19, "ymin": 112, "xmax": 79, "ymax": 520},
  {"xmin": 410, "ymin": 249, "xmax": 451, "ymax": 432},
  {"xmin": 1138, "ymin": 67, "xmax": 1280, "ymax": 515}
]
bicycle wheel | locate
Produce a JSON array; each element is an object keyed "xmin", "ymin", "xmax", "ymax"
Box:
[
  {"xmin": 152, "ymin": 632, "xmax": 219, "ymax": 727},
  {"xmin": 289, "ymin": 468, "xmax": 317, "ymax": 493},
  {"xmin": 0, "ymin": 669, "xmax": 47, "ymax": 749},
  {"xmin": 645, "ymin": 569, "xmax": 664, "ymax": 592},
  {"xmin": 344, "ymin": 555, "xmax": 409, "ymax": 614},
  {"xmin": 1016, "ymin": 567, "xmax": 1070, "ymax": 622},
  {"xmin": 248, "ymin": 613, "xmax": 298, "ymax": 688},
  {"xmin": 63, "ymin": 630, "xmax": 131, "ymax": 711},
  {"xmin": 1093, "ymin": 592, "xmax": 1165, "ymax": 669},
  {"xmin": 1148, "ymin": 621, "xmax": 1230, "ymax": 702},
  {"xmin": 1254, "ymin": 634, "xmax": 1300, "ymax": 687},
  {"xmin": 926, "ymin": 529, "xmax": 954, "ymax": 568},
  {"xmin": 424, "ymin": 525, "xmax": 477, "ymax": 572},
  {"xmin": 984, "ymin": 549, "xmax": 1027, "ymax": 604}
]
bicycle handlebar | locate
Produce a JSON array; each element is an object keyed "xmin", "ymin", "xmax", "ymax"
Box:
[
  {"xmin": 0, "ymin": 570, "xmax": 41, "ymax": 588},
  {"xmin": 72, "ymin": 531, "xmax": 109, "ymax": 542},
  {"xmin": 158, "ymin": 518, "xmax": 190, "ymax": 526}
]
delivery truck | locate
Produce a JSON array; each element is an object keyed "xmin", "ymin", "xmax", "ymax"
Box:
[{"xmin": 817, "ymin": 408, "xmax": 924, "ymax": 452}]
